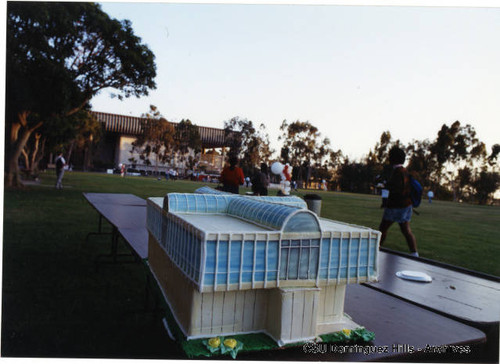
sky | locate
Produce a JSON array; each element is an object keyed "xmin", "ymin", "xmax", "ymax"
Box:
[{"xmin": 89, "ymin": 1, "xmax": 500, "ymax": 161}]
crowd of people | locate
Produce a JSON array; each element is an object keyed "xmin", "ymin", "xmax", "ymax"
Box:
[
  {"xmin": 219, "ymin": 157, "xmax": 270, "ymax": 196},
  {"xmin": 217, "ymin": 148, "xmax": 424, "ymax": 257}
]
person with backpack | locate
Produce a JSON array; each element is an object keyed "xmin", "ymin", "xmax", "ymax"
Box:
[
  {"xmin": 378, "ymin": 146, "xmax": 419, "ymax": 257},
  {"xmin": 55, "ymin": 152, "xmax": 66, "ymax": 190}
]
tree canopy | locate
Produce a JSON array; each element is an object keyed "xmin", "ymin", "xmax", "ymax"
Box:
[
  {"xmin": 224, "ymin": 117, "xmax": 274, "ymax": 175},
  {"xmin": 130, "ymin": 106, "xmax": 202, "ymax": 172},
  {"xmin": 279, "ymin": 120, "xmax": 321, "ymax": 167},
  {"xmin": 174, "ymin": 119, "xmax": 202, "ymax": 171},
  {"xmin": 6, "ymin": 2, "xmax": 157, "ymax": 186},
  {"xmin": 130, "ymin": 106, "xmax": 176, "ymax": 169},
  {"xmin": 336, "ymin": 121, "xmax": 498, "ymax": 203}
]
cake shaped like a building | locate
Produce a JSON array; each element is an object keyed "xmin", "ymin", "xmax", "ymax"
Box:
[{"xmin": 146, "ymin": 191, "xmax": 380, "ymax": 346}]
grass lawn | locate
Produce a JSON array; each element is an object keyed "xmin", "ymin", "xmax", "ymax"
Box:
[{"xmin": 2, "ymin": 171, "xmax": 499, "ymax": 358}]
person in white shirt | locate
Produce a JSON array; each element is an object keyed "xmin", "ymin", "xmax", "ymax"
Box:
[{"xmin": 55, "ymin": 152, "xmax": 66, "ymax": 189}]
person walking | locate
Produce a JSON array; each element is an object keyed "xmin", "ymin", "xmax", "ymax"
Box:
[
  {"xmin": 220, "ymin": 155, "xmax": 245, "ymax": 194},
  {"xmin": 427, "ymin": 190, "xmax": 434, "ymax": 203},
  {"xmin": 378, "ymin": 146, "xmax": 418, "ymax": 257},
  {"xmin": 251, "ymin": 163, "xmax": 270, "ymax": 196},
  {"xmin": 55, "ymin": 152, "xmax": 66, "ymax": 189}
]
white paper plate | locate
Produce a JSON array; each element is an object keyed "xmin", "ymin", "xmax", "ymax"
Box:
[{"xmin": 396, "ymin": 270, "xmax": 432, "ymax": 282}]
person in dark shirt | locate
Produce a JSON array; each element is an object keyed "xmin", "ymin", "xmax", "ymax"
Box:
[
  {"xmin": 251, "ymin": 163, "xmax": 270, "ymax": 196},
  {"xmin": 220, "ymin": 155, "xmax": 245, "ymax": 194},
  {"xmin": 378, "ymin": 147, "xmax": 418, "ymax": 257}
]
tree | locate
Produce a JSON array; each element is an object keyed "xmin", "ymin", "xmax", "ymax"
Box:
[
  {"xmin": 428, "ymin": 121, "xmax": 487, "ymax": 200},
  {"xmin": 373, "ymin": 131, "xmax": 394, "ymax": 165},
  {"xmin": 456, "ymin": 167, "xmax": 473, "ymax": 201},
  {"xmin": 337, "ymin": 160, "xmax": 373, "ymax": 194},
  {"xmin": 472, "ymin": 171, "xmax": 500, "ymax": 205},
  {"xmin": 64, "ymin": 111, "xmax": 103, "ymax": 171},
  {"xmin": 308, "ymin": 137, "xmax": 332, "ymax": 185},
  {"xmin": 174, "ymin": 119, "xmax": 202, "ymax": 171},
  {"xmin": 406, "ymin": 139, "xmax": 438, "ymax": 188},
  {"xmin": 326, "ymin": 149, "xmax": 346, "ymax": 190},
  {"xmin": 20, "ymin": 109, "xmax": 102, "ymax": 176},
  {"xmin": 6, "ymin": 2, "xmax": 156, "ymax": 186},
  {"xmin": 488, "ymin": 144, "xmax": 500, "ymax": 167},
  {"xmin": 130, "ymin": 106, "xmax": 176, "ymax": 172},
  {"xmin": 429, "ymin": 122, "xmax": 486, "ymax": 177},
  {"xmin": 279, "ymin": 120, "xmax": 331, "ymax": 186},
  {"xmin": 130, "ymin": 107, "xmax": 205, "ymax": 174},
  {"xmin": 257, "ymin": 123, "xmax": 274, "ymax": 166},
  {"xmin": 224, "ymin": 117, "xmax": 274, "ymax": 175},
  {"xmin": 279, "ymin": 120, "xmax": 320, "ymax": 167},
  {"xmin": 361, "ymin": 131, "xmax": 402, "ymax": 193},
  {"xmin": 313, "ymin": 137, "xmax": 332, "ymax": 168}
]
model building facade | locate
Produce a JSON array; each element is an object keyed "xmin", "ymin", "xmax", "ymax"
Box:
[{"xmin": 146, "ymin": 192, "xmax": 380, "ymax": 345}]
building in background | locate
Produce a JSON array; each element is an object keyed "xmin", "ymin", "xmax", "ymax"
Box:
[{"xmin": 90, "ymin": 111, "xmax": 228, "ymax": 175}]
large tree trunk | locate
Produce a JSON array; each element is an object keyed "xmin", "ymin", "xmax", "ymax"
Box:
[
  {"xmin": 30, "ymin": 133, "xmax": 41, "ymax": 172},
  {"xmin": 18, "ymin": 132, "xmax": 42, "ymax": 179},
  {"xmin": 6, "ymin": 112, "xmax": 42, "ymax": 187},
  {"xmin": 83, "ymin": 146, "xmax": 89, "ymax": 172},
  {"xmin": 10, "ymin": 122, "xmax": 21, "ymax": 144},
  {"xmin": 7, "ymin": 128, "xmax": 33, "ymax": 187},
  {"xmin": 66, "ymin": 139, "xmax": 75, "ymax": 167},
  {"xmin": 21, "ymin": 148, "xmax": 30, "ymax": 172},
  {"xmin": 32, "ymin": 137, "xmax": 46, "ymax": 177},
  {"xmin": 83, "ymin": 138, "xmax": 95, "ymax": 172}
]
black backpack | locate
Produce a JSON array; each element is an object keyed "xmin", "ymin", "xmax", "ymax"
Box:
[
  {"xmin": 56, "ymin": 158, "xmax": 64, "ymax": 171},
  {"xmin": 409, "ymin": 175, "xmax": 423, "ymax": 208}
]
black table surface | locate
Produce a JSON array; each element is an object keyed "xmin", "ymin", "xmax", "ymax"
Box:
[
  {"xmin": 343, "ymin": 284, "xmax": 488, "ymax": 361},
  {"xmin": 365, "ymin": 251, "xmax": 500, "ymax": 325},
  {"xmin": 239, "ymin": 283, "xmax": 488, "ymax": 361}
]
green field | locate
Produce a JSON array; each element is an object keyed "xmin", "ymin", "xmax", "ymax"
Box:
[{"xmin": 2, "ymin": 171, "xmax": 499, "ymax": 357}]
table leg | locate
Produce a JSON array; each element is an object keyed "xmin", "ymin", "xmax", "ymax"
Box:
[
  {"xmin": 112, "ymin": 226, "xmax": 118, "ymax": 263},
  {"xmin": 95, "ymin": 228, "xmax": 138, "ymax": 268},
  {"xmin": 145, "ymin": 271, "xmax": 151, "ymax": 309},
  {"xmin": 86, "ymin": 214, "xmax": 112, "ymax": 241}
]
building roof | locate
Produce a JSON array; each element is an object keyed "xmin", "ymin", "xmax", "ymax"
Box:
[
  {"xmin": 92, "ymin": 111, "xmax": 227, "ymax": 148},
  {"xmin": 147, "ymin": 193, "xmax": 380, "ymax": 290}
]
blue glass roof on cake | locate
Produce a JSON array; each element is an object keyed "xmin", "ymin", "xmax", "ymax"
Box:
[
  {"xmin": 194, "ymin": 186, "xmax": 308, "ymax": 209},
  {"xmin": 166, "ymin": 193, "xmax": 233, "ymax": 213},
  {"xmin": 194, "ymin": 186, "xmax": 232, "ymax": 195},
  {"xmin": 165, "ymin": 193, "xmax": 316, "ymax": 231},
  {"xmin": 147, "ymin": 193, "xmax": 379, "ymax": 292}
]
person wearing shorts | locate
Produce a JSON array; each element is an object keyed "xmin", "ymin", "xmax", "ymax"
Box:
[{"xmin": 378, "ymin": 147, "xmax": 418, "ymax": 257}]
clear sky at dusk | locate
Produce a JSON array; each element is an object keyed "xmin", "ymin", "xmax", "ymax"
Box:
[{"xmin": 90, "ymin": 2, "xmax": 500, "ymax": 160}]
